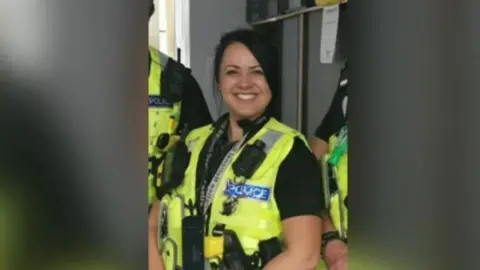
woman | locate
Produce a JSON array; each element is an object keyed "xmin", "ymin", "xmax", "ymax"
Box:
[{"xmin": 149, "ymin": 29, "xmax": 325, "ymax": 270}]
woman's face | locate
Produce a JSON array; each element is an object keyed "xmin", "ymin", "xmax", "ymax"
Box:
[{"xmin": 218, "ymin": 42, "xmax": 272, "ymax": 120}]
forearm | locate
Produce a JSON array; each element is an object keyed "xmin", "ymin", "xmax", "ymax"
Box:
[
  {"xmin": 148, "ymin": 201, "xmax": 165, "ymax": 270},
  {"xmin": 263, "ymin": 250, "xmax": 320, "ymax": 270},
  {"xmin": 321, "ymin": 213, "xmax": 337, "ymax": 233},
  {"xmin": 148, "ymin": 233, "xmax": 165, "ymax": 270}
]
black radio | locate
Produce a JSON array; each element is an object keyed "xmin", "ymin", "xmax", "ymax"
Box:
[
  {"xmin": 182, "ymin": 216, "xmax": 205, "ymax": 270},
  {"xmin": 232, "ymin": 140, "xmax": 267, "ymax": 179}
]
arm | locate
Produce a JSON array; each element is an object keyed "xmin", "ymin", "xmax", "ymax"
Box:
[
  {"xmin": 311, "ymin": 137, "xmax": 329, "ymax": 161},
  {"xmin": 321, "ymin": 212, "xmax": 348, "ymax": 269},
  {"xmin": 263, "ymin": 138, "xmax": 325, "ymax": 270},
  {"xmin": 312, "ymin": 84, "xmax": 347, "ymax": 160},
  {"xmin": 263, "ymin": 216, "xmax": 322, "ymax": 270},
  {"xmin": 148, "ymin": 201, "xmax": 165, "ymax": 270}
]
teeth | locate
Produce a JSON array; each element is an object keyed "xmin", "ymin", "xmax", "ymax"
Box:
[{"xmin": 236, "ymin": 94, "xmax": 256, "ymax": 100}]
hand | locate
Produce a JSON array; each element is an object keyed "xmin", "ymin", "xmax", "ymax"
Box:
[
  {"xmin": 329, "ymin": 255, "xmax": 347, "ymax": 270},
  {"xmin": 324, "ymin": 240, "xmax": 348, "ymax": 270}
]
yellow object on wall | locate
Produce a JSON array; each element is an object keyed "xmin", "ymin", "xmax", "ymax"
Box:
[{"xmin": 315, "ymin": 0, "xmax": 345, "ymax": 6}]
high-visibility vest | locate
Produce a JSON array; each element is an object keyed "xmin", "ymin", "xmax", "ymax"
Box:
[
  {"xmin": 148, "ymin": 47, "xmax": 182, "ymax": 205},
  {"xmin": 157, "ymin": 118, "xmax": 308, "ymax": 269},
  {"xmin": 322, "ymin": 125, "xmax": 348, "ymax": 239}
]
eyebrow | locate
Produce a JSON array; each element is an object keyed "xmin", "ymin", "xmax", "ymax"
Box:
[{"xmin": 224, "ymin": 64, "xmax": 262, "ymax": 70}]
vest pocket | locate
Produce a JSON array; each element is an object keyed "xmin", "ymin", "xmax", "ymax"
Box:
[
  {"xmin": 161, "ymin": 194, "xmax": 186, "ymax": 268},
  {"xmin": 162, "ymin": 238, "xmax": 180, "ymax": 270}
]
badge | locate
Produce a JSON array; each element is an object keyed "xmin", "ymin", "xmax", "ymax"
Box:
[
  {"xmin": 148, "ymin": 95, "xmax": 173, "ymax": 108},
  {"xmin": 224, "ymin": 180, "xmax": 271, "ymax": 202}
]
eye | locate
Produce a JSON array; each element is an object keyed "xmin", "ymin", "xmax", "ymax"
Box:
[
  {"xmin": 252, "ymin": 69, "xmax": 264, "ymax": 75},
  {"xmin": 225, "ymin": 70, "xmax": 238, "ymax": 75}
]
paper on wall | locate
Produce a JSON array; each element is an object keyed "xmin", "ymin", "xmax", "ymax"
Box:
[{"xmin": 320, "ymin": 4, "xmax": 340, "ymax": 64}]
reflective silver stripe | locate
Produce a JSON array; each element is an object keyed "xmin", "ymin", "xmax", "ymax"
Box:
[
  {"xmin": 188, "ymin": 139, "xmax": 198, "ymax": 152},
  {"xmin": 159, "ymin": 50, "xmax": 169, "ymax": 69},
  {"xmin": 342, "ymin": 96, "xmax": 348, "ymax": 118},
  {"xmin": 260, "ymin": 129, "xmax": 283, "ymax": 154}
]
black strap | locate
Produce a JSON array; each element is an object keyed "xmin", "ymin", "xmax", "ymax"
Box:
[
  {"xmin": 196, "ymin": 118, "xmax": 229, "ymax": 214},
  {"xmin": 196, "ymin": 115, "xmax": 269, "ymax": 215}
]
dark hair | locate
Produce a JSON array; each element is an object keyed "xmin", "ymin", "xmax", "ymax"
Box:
[
  {"xmin": 213, "ymin": 29, "xmax": 279, "ymax": 97},
  {"xmin": 149, "ymin": 0, "xmax": 155, "ymax": 18}
]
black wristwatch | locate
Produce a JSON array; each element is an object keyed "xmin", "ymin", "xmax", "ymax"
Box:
[{"xmin": 321, "ymin": 231, "xmax": 346, "ymax": 257}]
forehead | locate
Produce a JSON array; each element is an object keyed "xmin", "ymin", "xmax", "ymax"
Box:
[{"xmin": 221, "ymin": 42, "xmax": 259, "ymax": 66}]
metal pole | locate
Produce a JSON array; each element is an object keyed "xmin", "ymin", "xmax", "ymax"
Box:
[{"xmin": 297, "ymin": 13, "xmax": 305, "ymax": 131}]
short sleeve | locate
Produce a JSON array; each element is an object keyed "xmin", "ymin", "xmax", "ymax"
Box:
[
  {"xmin": 274, "ymin": 137, "xmax": 325, "ymax": 220},
  {"xmin": 314, "ymin": 87, "xmax": 347, "ymax": 141}
]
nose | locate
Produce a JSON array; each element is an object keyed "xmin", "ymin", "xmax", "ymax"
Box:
[{"xmin": 237, "ymin": 73, "xmax": 253, "ymax": 89}]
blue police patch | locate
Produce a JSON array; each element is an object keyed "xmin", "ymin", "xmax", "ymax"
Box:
[
  {"xmin": 149, "ymin": 95, "xmax": 173, "ymax": 108},
  {"xmin": 224, "ymin": 180, "xmax": 271, "ymax": 202}
]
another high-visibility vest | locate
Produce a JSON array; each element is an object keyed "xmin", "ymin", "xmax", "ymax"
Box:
[
  {"xmin": 157, "ymin": 118, "xmax": 308, "ymax": 270},
  {"xmin": 322, "ymin": 125, "xmax": 348, "ymax": 239},
  {"xmin": 148, "ymin": 47, "xmax": 182, "ymax": 205}
]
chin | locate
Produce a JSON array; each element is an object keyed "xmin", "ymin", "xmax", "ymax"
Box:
[{"xmin": 231, "ymin": 109, "xmax": 262, "ymax": 120}]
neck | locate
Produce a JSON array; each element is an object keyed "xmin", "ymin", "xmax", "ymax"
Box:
[{"xmin": 228, "ymin": 115, "xmax": 244, "ymax": 142}]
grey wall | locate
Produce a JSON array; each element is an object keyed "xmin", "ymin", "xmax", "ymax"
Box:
[
  {"xmin": 281, "ymin": 18, "xmax": 301, "ymax": 129},
  {"xmin": 280, "ymin": 9, "xmax": 347, "ymax": 139},
  {"xmin": 189, "ymin": 0, "xmax": 248, "ymax": 119},
  {"xmin": 305, "ymin": 10, "xmax": 346, "ymax": 139}
]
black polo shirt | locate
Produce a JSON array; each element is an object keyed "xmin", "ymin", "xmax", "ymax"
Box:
[
  {"xmin": 198, "ymin": 115, "xmax": 325, "ymax": 220},
  {"xmin": 315, "ymin": 66, "xmax": 348, "ymax": 141}
]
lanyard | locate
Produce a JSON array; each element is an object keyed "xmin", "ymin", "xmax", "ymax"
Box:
[
  {"xmin": 197, "ymin": 115, "xmax": 268, "ymax": 215},
  {"xmin": 198, "ymin": 134, "xmax": 248, "ymax": 215}
]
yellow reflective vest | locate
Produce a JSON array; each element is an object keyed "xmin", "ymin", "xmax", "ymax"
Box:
[
  {"xmin": 148, "ymin": 47, "xmax": 182, "ymax": 205},
  {"xmin": 157, "ymin": 118, "xmax": 307, "ymax": 269},
  {"xmin": 322, "ymin": 127, "xmax": 348, "ymax": 239}
]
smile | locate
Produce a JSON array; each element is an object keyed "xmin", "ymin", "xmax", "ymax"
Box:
[{"xmin": 234, "ymin": 93, "xmax": 257, "ymax": 100}]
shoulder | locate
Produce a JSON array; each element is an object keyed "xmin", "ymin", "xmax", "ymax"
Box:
[
  {"xmin": 185, "ymin": 124, "xmax": 213, "ymax": 143},
  {"xmin": 279, "ymin": 137, "xmax": 315, "ymax": 170},
  {"xmin": 265, "ymin": 118, "xmax": 308, "ymax": 146},
  {"xmin": 149, "ymin": 46, "xmax": 171, "ymax": 69}
]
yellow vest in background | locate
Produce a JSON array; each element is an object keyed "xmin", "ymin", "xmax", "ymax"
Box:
[
  {"xmin": 322, "ymin": 129, "xmax": 348, "ymax": 239},
  {"xmin": 158, "ymin": 118, "xmax": 307, "ymax": 270},
  {"xmin": 148, "ymin": 47, "xmax": 182, "ymax": 205}
]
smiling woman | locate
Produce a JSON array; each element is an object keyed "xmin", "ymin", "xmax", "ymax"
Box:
[
  {"xmin": 213, "ymin": 29, "xmax": 279, "ymax": 123},
  {"xmin": 219, "ymin": 42, "xmax": 272, "ymax": 120},
  {"xmin": 150, "ymin": 29, "xmax": 326, "ymax": 270}
]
